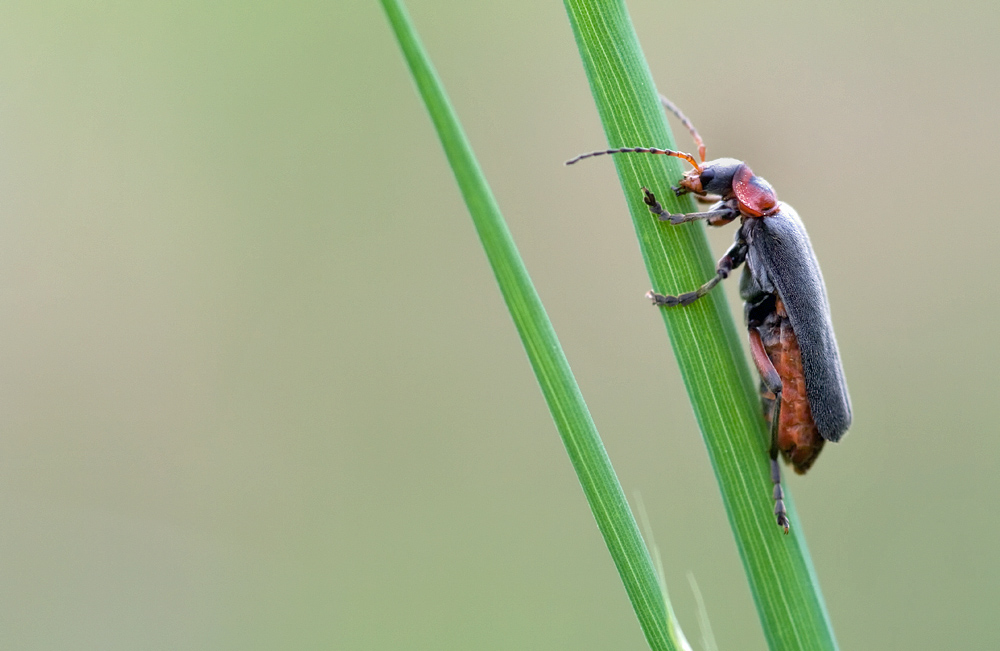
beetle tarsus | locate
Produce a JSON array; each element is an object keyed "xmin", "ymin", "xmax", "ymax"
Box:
[
  {"xmin": 646, "ymin": 280, "xmax": 717, "ymax": 307},
  {"xmin": 771, "ymin": 456, "xmax": 790, "ymax": 534},
  {"xmin": 647, "ymin": 289, "xmax": 703, "ymax": 307},
  {"xmin": 641, "ymin": 186, "xmax": 688, "ymax": 224}
]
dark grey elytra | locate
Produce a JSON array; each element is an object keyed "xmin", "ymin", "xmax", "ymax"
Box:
[
  {"xmin": 566, "ymin": 96, "xmax": 851, "ymax": 533},
  {"xmin": 739, "ymin": 208, "xmax": 852, "ymax": 442}
]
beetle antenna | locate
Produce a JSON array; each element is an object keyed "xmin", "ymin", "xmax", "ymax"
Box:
[
  {"xmin": 565, "ymin": 146, "xmax": 702, "ymax": 172},
  {"xmin": 659, "ymin": 95, "xmax": 706, "ymax": 163}
]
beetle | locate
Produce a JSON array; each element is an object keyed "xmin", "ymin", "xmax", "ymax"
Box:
[{"xmin": 566, "ymin": 97, "xmax": 851, "ymax": 533}]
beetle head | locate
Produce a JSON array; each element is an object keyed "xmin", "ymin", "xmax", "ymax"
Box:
[{"xmin": 677, "ymin": 158, "xmax": 746, "ymax": 197}]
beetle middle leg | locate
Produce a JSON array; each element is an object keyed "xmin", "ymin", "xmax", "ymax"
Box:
[
  {"xmin": 646, "ymin": 238, "xmax": 747, "ymax": 307},
  {"xmin": 749, "ymin": 327, "xmax": 790, "ymax": 534}
]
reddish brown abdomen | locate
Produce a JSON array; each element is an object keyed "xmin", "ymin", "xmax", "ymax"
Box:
[{"xmin": 760, "ymin": 299, "xmax": 824, "ymax": 473}]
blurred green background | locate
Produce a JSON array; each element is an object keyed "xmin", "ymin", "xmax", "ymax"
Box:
[{"xmin": 0, "ymin": 0, "xmax": 997, "ymax": 648}]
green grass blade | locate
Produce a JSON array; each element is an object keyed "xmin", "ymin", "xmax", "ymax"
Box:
[
  {"xmin": 380, "ymin": 1, "xmax": 689, "ymax": 648},
  {"xmin": 562, "ymin": 1, "xmax": 839, "ymax": 649}
]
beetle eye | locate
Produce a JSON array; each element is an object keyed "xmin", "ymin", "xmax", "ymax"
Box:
[{"xmin": 699, "ymin": 168, "xmax": 715, "ymax": 187}]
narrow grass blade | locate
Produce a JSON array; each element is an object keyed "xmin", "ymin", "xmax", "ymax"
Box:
[
  {"xmin": 687, "ymin": 572, "xmax": 719, "ymax": 651},
  {"xmin": 562, "ymin": 0, "xmax": 839, "ymax": 649},
  {"xmin": 380, "ymin": 1, "xmax": 689, "ymax": 648}
]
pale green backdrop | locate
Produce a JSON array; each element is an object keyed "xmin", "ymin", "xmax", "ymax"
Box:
[{"xmin": 0, "ymin": 1, "xmax": 997, "ymax": 649}]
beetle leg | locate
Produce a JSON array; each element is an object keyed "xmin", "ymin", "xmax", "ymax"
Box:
[
  {"xmin": 642, "ymin": 187, "xmax": 738, "ymax": 225},
  {"xmin": 693, "ymin": 193, "xmax": 724, "ymax": 205},
  {"xmin": 749, "ymin": 327, "xmax": 790, "ymax": 534},
  {"xmin": 646, "ymin": 239, "xmax": 747, "ymax": 307}
]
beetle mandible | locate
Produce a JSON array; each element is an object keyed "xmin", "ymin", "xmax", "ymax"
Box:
[{"xmin": 566, "ymin": 96, "xmax": 852, "ymax": 533}]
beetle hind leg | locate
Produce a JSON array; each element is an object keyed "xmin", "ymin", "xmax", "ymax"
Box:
[
  {"xmin": 749, "ymin": 327, "xmax": 790, "ymax": 534},
  {"xmin": 769, "ymin": 411, "xmax": 790, "ymax": 534}
]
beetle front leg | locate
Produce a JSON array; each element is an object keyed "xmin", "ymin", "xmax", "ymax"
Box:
[
  {"xmin": 749, "ymin": 327, "xmax": 790, "ymax": 534},
  {"xmin": 642, "ymin": 187, "xmax": 738, "ymax": 225},
  {"xmin": 646, "ymin": 239, "xmax": 747, "ymax": 308}
]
